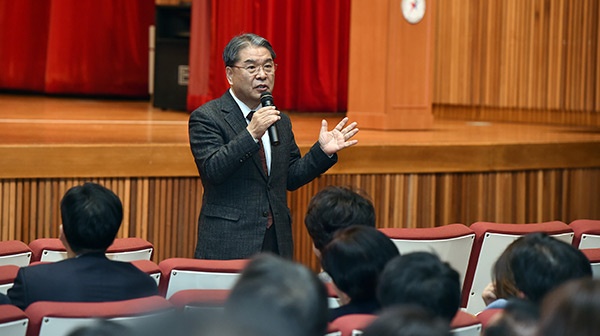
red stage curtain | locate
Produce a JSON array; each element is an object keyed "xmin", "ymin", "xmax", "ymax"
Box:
[
  {"xmin": 187, "ymin": 0, "xmax": 350, "ymax": 112},
  {"xmin": 44, "ymin": 0, "xmax": 154, "ymax": 97},
  {"xmin": 0, "ymin": 0, "xmax": 51, "ymax": 92}
]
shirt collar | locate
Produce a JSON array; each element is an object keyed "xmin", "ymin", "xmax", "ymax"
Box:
[{"xmin": 229, "ymin": 88, "xmax": 262, "ymax": 119}]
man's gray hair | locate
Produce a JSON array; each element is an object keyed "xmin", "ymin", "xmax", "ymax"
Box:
[{"xmin": 223, "ymin": 33, "xmax": 276, "ymax": 67}]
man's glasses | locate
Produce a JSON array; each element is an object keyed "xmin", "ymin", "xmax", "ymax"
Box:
[{"xmin": 230, "ymin": 62, "xmax": 277, "ymax": 75}]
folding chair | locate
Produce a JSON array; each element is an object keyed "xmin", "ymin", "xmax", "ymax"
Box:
[
  {"xmin": 581, "ymin": 248, "xmax": 600, "ymax": 278},
  {"xmin": 462, "ymin": 221, "xmax": 573, "ymax": 314},
  {"xmin": 0, "ymin": 264, "xmax": 19, "ymax": 294},
  {"xmin": 29, "ymin": 237, "xmax": 153, "ymax": 262},
  {"xmin": 326, "ymin": 314, "xmax": 377, "ymax": 336},
  {"xmin": 25, "ymin": 295, "xmax": 174, "ymax": 336},
  {"xmin": 158, "ymin": 258, "xmax": 249, "ymax": 299},
  {"xmin": 0, "ymin": 241, "xmax": 32, "ymax": 267},
  {"xmin": 0, "ymin": 304, "xmax": 28, "ymax": 336},
  {"xmin": 570, "ymin": 219, "xmax": 600, "ymax": 249},
  {"xmin": 450, "ymin": 310, "xmax": 482, "ymax": 336},
  {"xmin": 168, "ymin": 288, "xmax": 229, "ymax": 315},
  {"xmin": 380, "ymin": 224, "xmax": 475, "ymax": 287}
]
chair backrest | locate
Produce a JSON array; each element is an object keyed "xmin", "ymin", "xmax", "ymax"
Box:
[
  {"xmin": 326, "ymin": 314, "xmax": 377, "ymax": 336},
  {"xmin": 131, "ymin": 259, "xmax": 161, "ymax": 285},
  {"xmin": 570, "ymin": 219, "xmax": 600, "ymax": 249},
  {"xmin": 24, "ymin": 295, "xmax": 173, "ymax": 336},
  {"xmin": 0, "ymin": 304, "xmax": 28, "ymax": 336},
  {"xmin": 450, "ymin": 310, "xmax": 482, "ymax": 336},
  {"xmin": 158, "ymin": 258, "xmax": 249, "ymax": 299},
  {"xmin": 379, "ymin": 224, "xmax": 475, "ymax": 287},
  {"xmin": 29, "ymin": 238, "xmax": 154, "ymax": 262},
  {"xmin": 581, "ymin": 248, "xmax": 600, "ymax": 278},
  {"xmin": 462, "ymin": 221, "xmax": 573, "ymax": 314},
  {"xmin": 0, "ymin": 264, "xmax": 20, "ymax": 294},
  {"xmin": 325, "ymin": 281, "xmax": 341, "ymax": 308},
  {"xmin": 0, "ymin": 241, "xmax": 32, "ymax": 267},
  {"xmin": 168, "ymin": 288, "xmax": 229, "ymax": 313}
]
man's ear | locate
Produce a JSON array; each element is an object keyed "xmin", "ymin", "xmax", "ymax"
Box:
[
  {"xmin": 517, "ymin": 291, "xmax": 527, "ymax": 299},
  {"xmin": 226, "ymin": 67, "xmax": 233, "ymax": 85},
  {"xmin": 312, "ymin": 244, "xmax": 322, "ymax": 260}
]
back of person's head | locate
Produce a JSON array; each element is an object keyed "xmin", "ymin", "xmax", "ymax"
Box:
[
  {"xmin": 483, "ymin": 298, "xmax": 539, "ymax": 336},
  {"xmin": 67, "ymin": 320, "xmax": 134, "ymax": 336},
  {"xmin": 304, "ymin": 186, "xmax": 376, "ymax": 253},
  {"xmin": 537, "ymin": 278, "xmax": 600, "ymax": 336},
  {"xmin": 492, "ymin": 242, "xmax": 520, "ymax": 300},
  {"xmin": 321, "ymin": 225, "xmax": 399, "ymax": 302},
  {"xmin": 508, "ymin": 232, "xmax": 592, "ymax": 304},
  {"xmin": 225, "ymin": 253, "xmax": 328, "ymax": 336},
  {"xmin": 377, "ymin": 252, "xmax": 461, "ymax": 322},
  {"xmin": 61, "ymin": 182, "xmax": 123, "ymax": 254},
  {"xmin": 362, "ymin": 305, "xmax": 451, "ymax": 336}
]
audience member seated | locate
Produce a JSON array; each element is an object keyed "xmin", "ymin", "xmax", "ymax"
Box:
[
  {"xmin": 508, "ymin": 232, "xmax": 592, "ymax": 305},
  {"xmin": 377, "ymin": 252, "xmax": 461, "ymax": 323},
  {"xmin": 0, "ymin": 292, "xmax": 9, "ymax": 304},
  {"xmin": 320, "ymin": 225, "xmax": 399, "ymax": 322},
  {"xmin": 67, "ymin": 319, "xmax": 135, "ymax": 336},
  {"xmin": 482, "ymin": 298, "xmax": 539, "ymax": 336},
  {"xmin": 224, "ymin": 253, "xmax": 328, "ymax": 336},
  {"xmin": 8, "ymin": 182, "xmax": 158, "ymax": 310},
  {"xmin": 537, "ymin": 278, "xmax": 600, "ymax": 336},
  {"xmin": 304, "ymin": 186, "xmax": 376, "ymax": 260},
  {"xmin": 481, "ymin": 242, "xmax": 520, "ymax": 310},
  {"xmin": 362, "ymin": 305, "xmax": 451, "ymax": 336}
]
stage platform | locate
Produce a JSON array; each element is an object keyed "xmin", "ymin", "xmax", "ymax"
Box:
[{"xmin": 1, "ymin": 94, "xmax": 599, "ymax": 268}]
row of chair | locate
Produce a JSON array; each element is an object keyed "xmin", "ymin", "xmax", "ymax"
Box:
[
  {"xmin": 0, "ymin": 237, "xmax": 154, "ymax": 268},
  {"xmin": 1, "ymin": 219, "xmax": 599, "ymax": 315},
  {"xmin": 1, "ymin": 290, "xmax": 482, "ymax": 336}
]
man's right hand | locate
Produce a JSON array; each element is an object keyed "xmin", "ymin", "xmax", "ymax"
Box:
[{"xmin": 247, "ymin": 106, "xmax": 280, "ymax": 140}]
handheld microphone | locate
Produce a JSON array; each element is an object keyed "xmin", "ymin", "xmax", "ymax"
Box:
[{"xmin": 260, "ymin": 91, "xmax": 280, "ymax": 146}]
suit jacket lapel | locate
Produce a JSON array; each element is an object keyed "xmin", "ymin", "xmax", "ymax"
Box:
[{"xmin": 221, "ymin": 92, "xmax": 269, "ymax": 181}]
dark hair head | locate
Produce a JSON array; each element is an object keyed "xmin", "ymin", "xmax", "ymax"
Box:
[
  {"xmin": 61, "ymin": 182, "xmax": 123, "ymax": 254},
  {"xmin": 377, "ymin": 252, "xmax": 461, "ymax": 322},
  {"xmin": 67, "ymin": 320, "xmax": 133, "ymax": 336},
  {"xmin": 508, "ymin": 232, "xmax": 592, "ymax": 304},
  {"xmin": 483, "ymin": 298, "xmax": 539, "ymax": 336},
  {"xmin": 225, "ymin": 253, "xmax": 328, "ymax": 336},
  {"xmin": 537, "ymin": 278, "xmax": 600, "ymax": 336},
  {"xmin": 223, "ymin": 33, "xmax": 276, "ymax": 67},
  {"xmin": 362, "ymin": 305, "xmax": 451, "ymax": 336},
  {"xmin": 304, "ymin": 186, "xmax": 376, "ymax": 252},
  {"xmin": 321, "ymin": 225, "xmax": 399, "ymax": 301}
]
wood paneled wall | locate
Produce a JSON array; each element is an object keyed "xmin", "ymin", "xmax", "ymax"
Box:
[
  {"xmin": 2, "ymin": 168, "xmax": 598, "ymax": 270},
  {"xmin": 434, "ymin": 0, "xmax": 600, "ymax": 125}
]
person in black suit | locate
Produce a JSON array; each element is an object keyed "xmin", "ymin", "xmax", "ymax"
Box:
[
  {"xmin": 188, "ymin": 33, "xmax": 359, "ymax": 260},
  {"xmin": 7, "ymin": 182, "xmax": 158, "ymax": 310}
]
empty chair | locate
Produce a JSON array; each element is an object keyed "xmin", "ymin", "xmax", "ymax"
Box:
[
  {"xmin": 581, "ymin": 248, "xmax": 600, "ymax": 278},
  {"xmin": 0, "ymin": 265, "xmax": 19, "ymax": 294},
  {"xmin": 0, "ymin": 241, "xmax": 32, "ymax": 267},
  {"xmin": 450, "ymin": 310, "xmax": 482, "ymax": 336},
  {"xmin": 326, "ymin": 314, "xmax": 376, "ymax": 336},
  {"xmin": 29, "ymin": 237, "xmax": 153, "ymax": 262},
  {"xmin": 379, "ymin": 224, "xmax": 475, "ymax": 287},
  {"xmin": 131, "ymin": 259, "xmax": 161, "ymax": 285},
  {"xmin": 24, "ymin": 295, "xmax": 173, "ymax": 336},
  {"xmin": 0, "ymin": 304, "xmax": 28, "ymax": 336},
  {"xmin": 570, "ymin": 219, "xmax": 600, "ymax": 249},
  {"xmin": 462, "ymin": 221, "xmax": 573, "ymax": 314},
  {"xmin": 158, "ymin": 258, "xmax": 249, "ymax": 299}
]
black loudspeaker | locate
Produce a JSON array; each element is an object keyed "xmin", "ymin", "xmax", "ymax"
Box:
[{"xmin": 153, "ymin": 5, "xmax": 190, "ymax": 111}]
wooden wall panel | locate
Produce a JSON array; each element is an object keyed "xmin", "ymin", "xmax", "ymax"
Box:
[
  {"xmin": 3, "ymin": 169, "xmax": 597, "ymax": 271},
  {"xmin": 434, "ymin": 0, "xmax": 600, "ymax": 125}
]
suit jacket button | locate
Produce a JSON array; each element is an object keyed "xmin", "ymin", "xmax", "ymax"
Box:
[{"xmin": 262, "ymin": 211, "xmax": 269, "ymax": 217}]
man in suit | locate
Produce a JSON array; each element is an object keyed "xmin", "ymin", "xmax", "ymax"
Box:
[
  {"xmin": 8, "ymin": 182, "xmax": 158, "ymax": 310},
  {"xmin": 189, "ymin": 33, "xmax": 359, "ymax": 260}
]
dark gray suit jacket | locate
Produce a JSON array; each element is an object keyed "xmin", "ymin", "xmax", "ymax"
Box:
[
  {"xmin": 189, "ymin": 91, "xmax": 337, "ymax": 259},
  {"xmin": 7, "ymin": 252, "xmax": 158, "ymax": 310}
]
